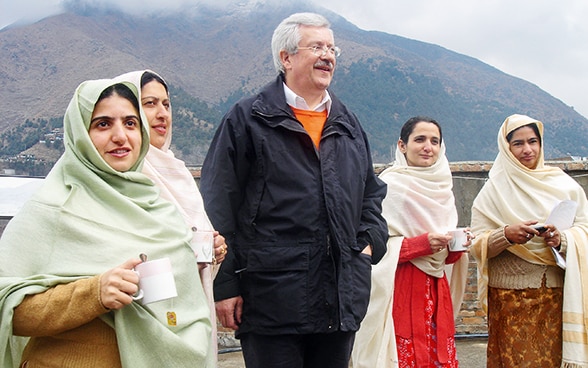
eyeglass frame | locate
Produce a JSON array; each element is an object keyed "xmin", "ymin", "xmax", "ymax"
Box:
[{"xmin": 296, "ymin": 45, "xmax": 341, "ymax": 58}]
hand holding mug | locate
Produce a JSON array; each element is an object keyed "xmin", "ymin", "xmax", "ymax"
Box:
[
  {"xmin": 448, "ymin": 227, "xmax": 475, "ymax": 252},
  {"xmin": 99, "ymin": 257, "xmax": 142, "ymax": 310},
  {"xmin": 428, "ymin": 232, "xmax": 451, "ymax": 253},
  {"xmin": 213, "ymin": 231, "xmax": 228, "ymax": 264}
]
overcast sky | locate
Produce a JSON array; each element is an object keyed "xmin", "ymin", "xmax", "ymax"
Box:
[{"xmin": 2, "ymin": 0, "xmax": 587, "ymax": 118}]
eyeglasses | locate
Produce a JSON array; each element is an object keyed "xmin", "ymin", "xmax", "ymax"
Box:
[{"xmin": 297, "ymin": 45, "xmax": 341, "ymax": 58}]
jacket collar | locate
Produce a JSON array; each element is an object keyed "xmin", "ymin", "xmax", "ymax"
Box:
[{"xmin": 252, "ymin": 74, "xmax": 358, "ymax": 139}]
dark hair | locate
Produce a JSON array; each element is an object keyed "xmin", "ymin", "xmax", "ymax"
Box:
[
  {"xmin": 506, "ymin": 123, "xmax": 541, "ymax": 146},
  {"xmin": 96, "ymin": 83, "xmax": 140, "ymax": 114},
  {"xmin": 399, "ymin": 116, "xmax": 442, "ymax": 144},
  {"xmin": 140, "ymin": 71, "xmax": 168, "ymax": 94}
]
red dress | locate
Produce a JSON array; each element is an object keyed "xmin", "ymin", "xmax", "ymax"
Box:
[{"xmin": 393, "ymin": 233, "xmax": 461, "ymax": 368}]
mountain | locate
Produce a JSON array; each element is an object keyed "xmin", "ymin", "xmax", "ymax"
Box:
[{"xmin": 1, "ymin": 1, "xmax": 587, "ymax": 169}]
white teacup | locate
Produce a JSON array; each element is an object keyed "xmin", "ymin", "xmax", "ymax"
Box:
[
  {"xmin": 133, "ymin": 257, "xmax": 178, "ymax": 305},
  {"xmin": 448, "ymin": 228, "xmax": 472, "ymax": 252}
]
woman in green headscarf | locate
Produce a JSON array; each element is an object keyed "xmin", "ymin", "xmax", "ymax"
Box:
[{"xmin": 0, "ymin": 79, "xmax": 213, "ymax": 367}]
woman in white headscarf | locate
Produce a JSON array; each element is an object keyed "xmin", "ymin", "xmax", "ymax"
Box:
[
  {"xmin": 0, "ymin": 79, "xmax": 213, "ymax": 367},
  {"xmin": 116, "ymin": 69, "xmax": 227, "ymax": 363},
  {"xmin": 353, "ymin": 116, "xmax": 469, "ymax": 368},
  {"xmin": 470, "ymin": 114, "xmax": 588, "ymax": 367}
]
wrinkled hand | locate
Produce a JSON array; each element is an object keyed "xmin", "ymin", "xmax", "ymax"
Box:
[
  {"xmin": 216, "ymin": 296, "xmax": 243, "ymax": 331},
  {"xmin": 213, "ymin": 231, "xmax": 228, "ymax": 264},
  {"xmin": 428, "ymin": 232, "xmax": 451, "ymax": 253},
  {"xmin": 99, "ymin": 258, "xmax": 142, "ymax": 310}
]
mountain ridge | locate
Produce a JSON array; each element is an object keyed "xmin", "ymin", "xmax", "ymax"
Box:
[{"xmin": 0, "ymin": 1, "xmax": 586, "ymax": 168}]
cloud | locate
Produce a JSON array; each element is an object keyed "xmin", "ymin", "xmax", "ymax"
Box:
[
  {"xmin": 2, "ymin": 0, "xmax": 587, "ymax": 117},
  {"xmin": 319, "ymin": 0, "xmax": 588, "ymax": 117},
  {"xmin": 60, "ymin": 0, "xmax": 276, "ymax": 17},
  {"xmin": 0, "ymin": 0, "xmax": 63, "ymax": 29}
]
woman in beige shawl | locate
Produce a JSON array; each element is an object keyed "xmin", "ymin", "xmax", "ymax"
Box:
[
  {"xmin": 116, "ymin": 70, "xmax": 228, "ymax": 363},
  {"xmin": 470, "ymin": 114, "xmax": 588, "ymax": 367},
  {"xmin": 353, "ymin": 116, "xmax": 469, "ymax": 368}
]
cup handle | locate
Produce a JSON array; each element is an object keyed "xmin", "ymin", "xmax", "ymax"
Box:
[
  {"xmin": 132, "ymin": 289, "xmax": 144, "ymax": 301},
  {"xmin": 131, "ymin": 269, "xmax": 143, "ymax": 300}
]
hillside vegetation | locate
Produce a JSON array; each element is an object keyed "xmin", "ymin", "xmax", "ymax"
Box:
[{"xmin": 0, "ymin": 1, "xmax": 586, "ymax": 175}]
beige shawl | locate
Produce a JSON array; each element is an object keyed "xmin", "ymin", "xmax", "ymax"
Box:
[
  {"xmin": 116, "ymin": 70, "xmax": 219, "ymax": 359},
  {"xmin": 470, "ymin": 114, "xmax": 588, "ymax": 367},
  {"xmin": 352, "ymin": 143, "xmax": 468, "ymax": 367}
]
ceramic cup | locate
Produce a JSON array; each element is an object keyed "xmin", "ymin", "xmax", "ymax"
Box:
[
  {"xmin": 448, "ymin": 228, "xmax": 472, "ymax": 252},
  {"xmin": 132, "ymin": 257, "xmax": 177, "ymax": 305}
]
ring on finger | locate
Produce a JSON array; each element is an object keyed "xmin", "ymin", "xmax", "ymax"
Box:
[
  {"xmin": 550, "ymin": 231, "xmax": 555, "ymax": 237},
  {"xmin": 526, "ymin": 233, "xmax": 531, "ymax": 239}
]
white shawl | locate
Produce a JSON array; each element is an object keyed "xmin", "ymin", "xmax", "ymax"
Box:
[
  {"xmin": 116, "ymin": 70, "xmax": 218, "ymax": 360},
  {"xmin": 470, "ymin": 114, "xmax": 588, "ymax": 367},
  {"xmin": 352, "ymin": 143, "xmax": 468, "ymax": 367}
]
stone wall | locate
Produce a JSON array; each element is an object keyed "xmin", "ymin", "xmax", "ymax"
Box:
[
  {"xmin": 3, "ymin": 160, "xmax": 588, "ymax": 340},
  {"xmin": 204, "ymin": 160, "xmax": 588, "ymax": 338}
]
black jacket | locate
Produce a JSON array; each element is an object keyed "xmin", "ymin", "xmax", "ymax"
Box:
[{"xmin": 200, "ymin": 75, "xmax": 387, "ymax": 335}]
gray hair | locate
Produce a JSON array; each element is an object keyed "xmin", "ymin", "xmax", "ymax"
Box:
[{"xmin": 271, "ymin": 12, "xmax": 332, "ymax": 74}]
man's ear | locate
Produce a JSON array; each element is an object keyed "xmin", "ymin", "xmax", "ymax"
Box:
[{"xmin": 280, "ymin": 50, "xmax": 292, "ymax": 71}]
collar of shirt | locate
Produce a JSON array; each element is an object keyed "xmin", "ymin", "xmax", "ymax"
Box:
[{"xmin": 283, "ymin": 83, "xmax": 332, "ymax": 114}]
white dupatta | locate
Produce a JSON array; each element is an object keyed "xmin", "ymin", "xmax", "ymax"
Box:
[
  {"xmin": 352, "ymin": 143, "xmax": 468, "ymax": 367},
  {"xmin": 470, "ymin": 114, "xmax": 588, "ymax": 367}
]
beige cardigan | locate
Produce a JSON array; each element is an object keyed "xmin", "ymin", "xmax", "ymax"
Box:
[{"xmin": 487, "ymin": 228, "xmax": 565, "ymax": 290}]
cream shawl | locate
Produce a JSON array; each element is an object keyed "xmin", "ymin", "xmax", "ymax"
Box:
[
  {"xmin": 116, "ymin": 69, "xmax": 219, "ymax": 360},
  {"xmin": 470, "ymin": 114, "xmax": 588, "ymax": 367},
  {"xmin": 0, "ymin": 79, "xmax": 212, "ymax": 367},
  {"xmin": 352, "ymin": 143, "xmax": 468, "ymax": 367}
]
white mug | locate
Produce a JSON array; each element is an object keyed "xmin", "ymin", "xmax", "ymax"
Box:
[
  {"xmin": 132, "ymin": 257, "xmax": 178, "ymax": 305},
  {"xmin": 448, "ymin": 228, "xmax": 472, "ymax": 252}
]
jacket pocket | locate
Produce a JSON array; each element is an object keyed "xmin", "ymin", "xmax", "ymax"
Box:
[
  {"xmin": 348, "ymin": 251, "xmax": 372, "ymax": 323},
  {"xmin": 242, "ymin": 246, "xmax": 309, "ymax": 329}
]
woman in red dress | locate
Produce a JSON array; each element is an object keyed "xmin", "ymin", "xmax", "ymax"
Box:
[{"xmin": 353, "ymin": 116, "xmax": 470, "ymax": 367}]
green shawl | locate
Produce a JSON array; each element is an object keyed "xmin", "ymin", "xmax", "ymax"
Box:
[{"xmin": 0, "ymin": 79, "xmax": 212, "ymax": 367}]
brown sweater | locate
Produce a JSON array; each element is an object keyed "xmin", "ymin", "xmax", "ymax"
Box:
[{"xmin": 12, "ymin": 275, "xmax": 121, "ymax": 367}]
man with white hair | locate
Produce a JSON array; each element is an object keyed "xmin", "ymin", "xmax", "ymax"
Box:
[{"xmin": 201, "ymin": 12, "xmax": 387, "ymax": 368}]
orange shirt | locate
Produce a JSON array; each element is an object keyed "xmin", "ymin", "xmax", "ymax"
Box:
[{"xmin": 290, "ymin": 106, "xmax": 328, "ymax": 149}]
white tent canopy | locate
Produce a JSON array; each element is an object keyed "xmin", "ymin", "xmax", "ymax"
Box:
[{"xmin": 0, "ymin": 176, "xmax": 44, "ymax": 217}]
